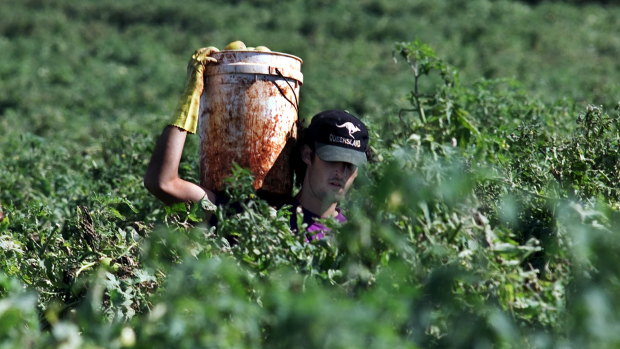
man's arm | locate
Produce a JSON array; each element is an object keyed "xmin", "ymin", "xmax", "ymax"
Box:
[
  {"xmin": 144, "ymin": 46, "xmax": 220, "ymax": 206},
  {"xmin": 144, "ymin": 125, "xmax": 216, "ymax": 206}
]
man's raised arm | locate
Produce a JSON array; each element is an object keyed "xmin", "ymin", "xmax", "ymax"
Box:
[
  {"xmin": 144, "ymin": 125, "xmax": 212, "ymax": 205},
  {"xmin": 144, "ymin": 47, "xmax": 220, "ymax": 206}
]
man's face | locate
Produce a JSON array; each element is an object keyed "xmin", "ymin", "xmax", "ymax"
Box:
[{"xmin": 302, "ymin": 145, "xmax": 358, "ymax": 204}]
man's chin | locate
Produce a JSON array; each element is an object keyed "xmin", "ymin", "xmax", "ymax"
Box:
[{"xmin": 328, "ymin": 191, "xmax": 346, "ymax": 202}]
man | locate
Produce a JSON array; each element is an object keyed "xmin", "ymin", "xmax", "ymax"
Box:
[
  {"xmin": 144, "ymin": 47, "xmax": 369, "ymax": 239},
  {"xmin": 288, "ymin": 110, "xmax": 368, "ymax": 239}
]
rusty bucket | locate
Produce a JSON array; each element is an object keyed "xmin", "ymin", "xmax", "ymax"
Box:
[{"xmin": 198, "ymin": 50, "xmax": 303, "ymax": 196}]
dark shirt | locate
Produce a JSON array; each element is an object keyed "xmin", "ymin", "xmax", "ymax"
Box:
[
  {"xmin": 211, "ymin": 192, "xmax": 345, "ymax": 241},
  {"xmin": 288, "ymin": 198, "xmax": 346, "ymax": 241}
]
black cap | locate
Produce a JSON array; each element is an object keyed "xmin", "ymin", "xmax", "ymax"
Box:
[{"xmin": 306, "ymin": 110, "xmax": 369, "ymax": 166}]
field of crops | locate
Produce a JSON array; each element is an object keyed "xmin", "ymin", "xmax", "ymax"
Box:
[{"xmin": 3, "ymin": 0, "xmax": 620, "ymax": 348}]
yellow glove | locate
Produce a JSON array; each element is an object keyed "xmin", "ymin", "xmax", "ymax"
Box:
[{"xmin": 169, "ymin": 46, "xmax": 219, "ymax": 134}]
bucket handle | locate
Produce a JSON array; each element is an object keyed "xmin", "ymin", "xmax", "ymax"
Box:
[{"xmin": 272, "ymin": 68, "xmax": 299, "ymax": 119}]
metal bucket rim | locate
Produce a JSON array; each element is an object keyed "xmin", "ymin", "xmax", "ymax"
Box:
[
  {"xmin": 215, "ymin": 50, "xmax": 303, "ymax": 64},
  {"xmin": 205, "ymin": 64, "xmax": 304, "ymax": 83}
]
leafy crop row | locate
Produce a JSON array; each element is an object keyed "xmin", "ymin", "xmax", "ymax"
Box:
[
  {"xmin": 3, "ymin": 37, "xmax": 620, "ymax": 347},
  {"xmin": 4, "ymin": 0, "xmax": 620, "ymax": 348}
]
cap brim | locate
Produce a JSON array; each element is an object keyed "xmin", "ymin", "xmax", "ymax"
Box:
[{"xmin": 315, "ymin": 143, "xmax": 367, "ymax": 167}]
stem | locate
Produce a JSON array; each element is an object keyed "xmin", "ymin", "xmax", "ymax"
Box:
[
  {"xmin": 119, "ymin": 242, "xmax": 139, "ymax": 259},
  {"xmin": 414, "ymin": 63, "xmax": 419, "ymax": 96},
  {"xmin": 413, "ymin": 71, "xmax": 426, "ymax": 123},
  {"xmin": 77, "ymin": 252, "xmax": 96, "ymax": 264},
  {"xmin": 74, "ymin": 261, "xmax": 97, "ymax": 279},
  {"xmin": 38, "ymin": 225, "xmax": 59, "ymax": 259},
  {"xmin": 20, "ymin": 275, "xmax": 33, "ymax": 286},
  {"xmin": 398, "ymin": 109, "xmax": 416, "ymax": 129},
  {"xmin": 447, "ymin": 222, "xmax": 463, "ymax": 243},
  {"xmin": 513, "ymin": 187, "xmax": 555, "ymax": 201}
]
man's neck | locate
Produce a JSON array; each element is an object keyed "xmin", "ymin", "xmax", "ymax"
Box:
[{"xmin": 295, "ymin": 189, "xmax": 338, "ymax": 218}]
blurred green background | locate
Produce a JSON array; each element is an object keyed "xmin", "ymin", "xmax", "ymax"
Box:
[{"xmin": 2, "ymin": 0, "xmax": 619, "ymax": 141}]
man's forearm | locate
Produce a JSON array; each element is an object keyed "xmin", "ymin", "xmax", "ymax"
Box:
[
  {"xmin": 144, "ymin": 125, "xmax": 207, "ymax": 205},
  {"xmin": 146, "ymin": 176, "xmax": 206, "ymax": 205}
]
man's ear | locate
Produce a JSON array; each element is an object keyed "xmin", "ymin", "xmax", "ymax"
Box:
[{"xmin": 301, "ymin": 144, "xmax": 313, "ymax": 165}]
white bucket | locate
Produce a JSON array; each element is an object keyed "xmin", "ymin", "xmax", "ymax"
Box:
[{"xmin": 198, "ymin": 50, "xmax": 303, "ymax": 195}]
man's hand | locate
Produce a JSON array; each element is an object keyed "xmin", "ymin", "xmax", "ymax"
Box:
[
  {"xmin": 170, "ymin": 46, "xmax": 219, "ymax": 134},
  {"xmin": 185, "ymin": 46, "xmax": 219, "ymax": 94}
]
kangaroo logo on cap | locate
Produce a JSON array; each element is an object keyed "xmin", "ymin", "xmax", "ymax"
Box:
[{"xmin": 336, "ymin": 122, "xmax": 361, "ymax": 138}]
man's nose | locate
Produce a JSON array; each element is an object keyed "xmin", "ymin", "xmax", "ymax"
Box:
[{"xmin": 333, "ymin": 162, "xmax": 349, "ymax": 177}]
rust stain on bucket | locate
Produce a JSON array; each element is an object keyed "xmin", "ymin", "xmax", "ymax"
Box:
[{"xmin": 199, "ymin": 51, "xmax": 302, "ymax": 195}]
